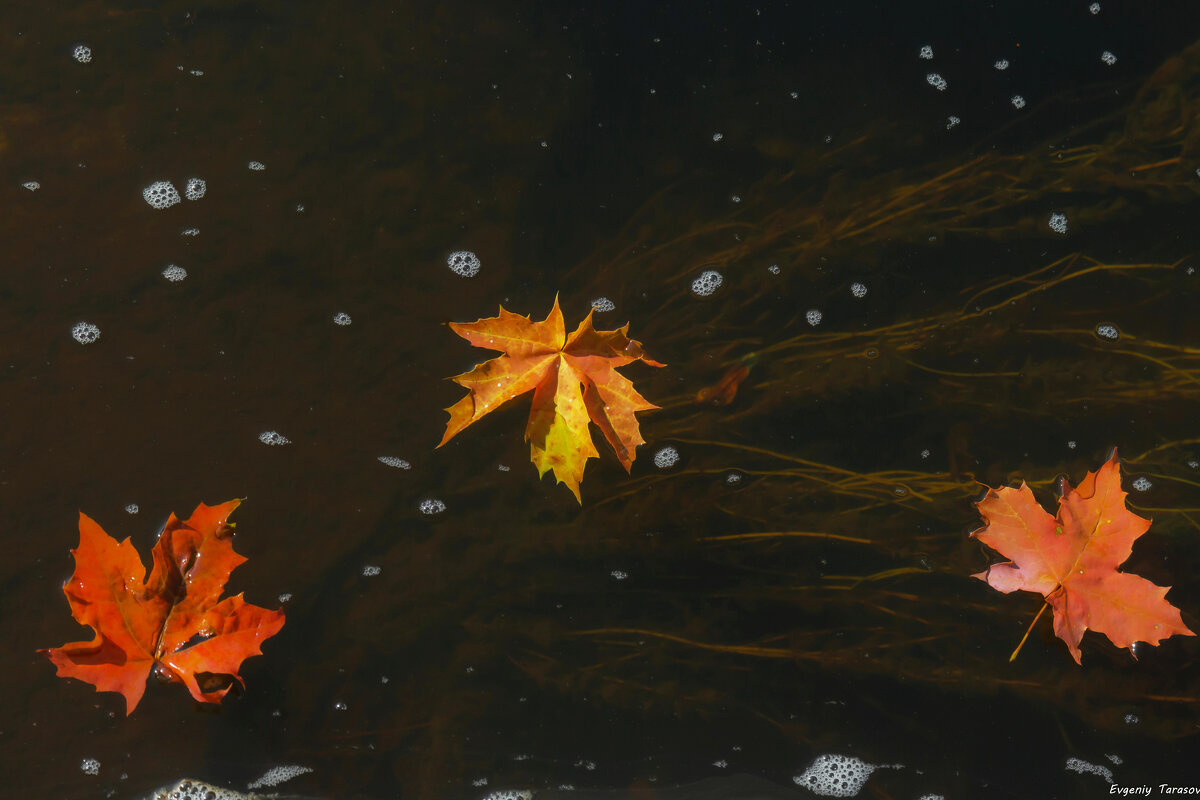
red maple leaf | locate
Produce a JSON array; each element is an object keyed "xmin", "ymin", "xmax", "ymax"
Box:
[
  {"xmin": 971, "ymin": 450, "xmax": 1193, "ymax": 663},
  {"xmin": 40, "ymin": 500, "xmax": 285, "ymax": 714}
]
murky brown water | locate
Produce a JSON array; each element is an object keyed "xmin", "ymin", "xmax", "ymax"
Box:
[{"xmin": 3, "ymin": 2, "xmax": 1200, "ymax": 799}]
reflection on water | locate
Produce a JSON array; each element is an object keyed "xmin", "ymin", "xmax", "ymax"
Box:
[{"xmin": 2, "ymin": 1, "xmax": 1199, "ymax": 798}]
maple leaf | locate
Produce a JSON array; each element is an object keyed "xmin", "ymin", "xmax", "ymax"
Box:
[
  {"xmin": 40, "ymin": 500, "xmax": 286, "ymax": 714},
  {"xmin": 971, "ymin": 450, "xmax": 1193, "ymax": 664},
  {"xmin": 438, "ymin": 295, "xmax": 665, "ymax": 501}
]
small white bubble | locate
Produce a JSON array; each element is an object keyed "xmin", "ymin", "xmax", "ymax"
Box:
[
  {"xmin": 994, "ymin": 58, "xmax": 1009, "ymax": 70},
  {"xmin": 472, "ymin": 778, "xmax": 489, "ymax": 788},
  {"xmin": 767, "ymin": 264, "xmax": 781, "ymax": 275},
  {"xmin": 945, "ymin": 115, "xmax": 960, "ymax": 130},
  {"xmin": 80, "ymin": 758, "xmax": 100, "ymax": 776},
  {"xmin": 653, "ymin": 446, "xmax": 679, "ymax": 469},
  {"xmin": 918, "ymin": 45, "xmax": 933, "ymax": 60},
  {"xmin": 1090, "ymin": 2, "xmax": 1101, "ymax": 14},
  {"xmin": 712, "ymin": 132, "xmax": 724, "ymax": 142},
  {"xmin": 691, "ymin": 270, "xmax": 723, "ymax": 297},
  {"xmin": 181, "ymin": 227, "xmax": 199, "ymax": 237},
  {"xmin": 1048, "ymin": 212, "xmax": 1068, "ymax": 234},
  {"xmin": 420, "ymin": 498, "xmax": 446, "ymax": 515},
  {"xmin": 184, "ymin": 177, "xmax": 206, "ymax": 201},
  {"xmin": 1107, "ymin": 754, "xmax": 1123, "ymax": 766},
  {"xmin": 248, "ymin": 161, "xmax": 266, "ymax": 171},
  {"xmin": 805, "ymin": 309, "xmax": 823, "ymax": 327},
  {"xmin": 1095, "ymin": 323, "xmax": 1120, "ymax": 341},
  {"xmin": 920, "ymin": 449, "xmax": 930, "ymax": 459},
  {"xmin": 1125, "ymin": 713, "xmax": 1139, "ymax": 724},
  {"xmin": 334, "ymin": 701, "xmax": 347, "ymax": 711},
  {"xmin": 1188, "ymin": 460, "xmax": 1199, "ymax": 470},
  {"xmin": 1011, "ymin": 95, "xmax": 1026, "ymax": 109},
  {"xmin": 258, "ymin": 430, "xmax": 291, "ymax": 446},
  {"xmin": 71, "ymin": 322, "xmax": 101, "ymax": 344},
  {"xmin": 610, "ymin": 570, "xmax": 628, "ymax": 581},
  {"xmin": 333, "ymin": 312, "xmax": 352, "ymax": 326},
  {"xmin": 497, "ymin": 464, "xmax": 510, "ymax": 472},
  {"xmin": 790, "ymin": 90, "xmax": 799, "ymax": 99},
  {"xmin": 142, "ymin": 180, "xmax": 181, "ymax": 209},
  {"xmin": 731, "ymin": 194, "xmax": 741, "ymax": 203},
  {"xmin": 189, "ymin": 69, "xmax": 204, "ymax": 76},
  {"xmin": 22, "ymin": 181, "xmax": 40, "ymax": 191},
  {"xmin": 125, "ymin": 504, "xmax": 139, "ymax": 514},
  {"xmin": 1100, "ymin": 50, "xmax": 1117, "ymax": 66},
  {"xmin": 362, "ymin": 565, "xmax": 381, "ymax": 577},
  {"xmin": 713, "ymin": 759, "xmax": 729, "ymax": 768},
  {"xmin": 247, "ymin": 766, "xmax": 313, "ymax": 790},
  {"xmin": 162, "ymin": 264, "xmax": 187, "ymax": 282},
  {"xmin": 590, "ymin": 297, "xmax": 615, "ymax": 312},
  {"xmin": 1132, "ymin": 476, "xmax": 1153, "ymax": 492},
  {"xmin": 725, "ymin": 471, "xmax": 743, "ymax": 485},
  {"xmin": 377, "ymin": 456, "xmax": 411, "ymax": 469},
  {"xmin": 447, "ymin": 250, "xmax": 481, "ymax": 277},
  {"xmin": 1067, "ymin": 440, "xmax": 1077, "ymax": 449},
  {"xmin": 850, "ymin": 281, "xmax": 868, "ymax": 298},
  {"xmin": 926, "ymin": 73, "xmax": 948, "ymax": 91},
  {"xmin": 73, "ymin": 45, "xmax": 93, "ymax": 64},
  {"xmin": 278, "ymin": 593, "xmax": 293, "ymax": 603}
]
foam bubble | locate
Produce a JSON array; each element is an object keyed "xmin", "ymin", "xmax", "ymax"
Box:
[
  {"xmin": 184, "ymin": 178, "xmax": 206, "ymax": 200},
  {"xmin": 691, "ymin": 270, "xmax": 723, "ymax": 297},
  {"xmin": 611, "ymin": 570, "xmax": 628, "ymax": 580},
  {"xmin": 143, "ymin": 181, "xmax": 181, "ymax": 209},
  {"xmin": 155, "ymin": 779, "xmax": 250, "ymax": 800},
  {"xmin": 1100, "ymin": 51, "xmax": 1117, "ymax": 66},
  {"xmin": 1011, "ymin": 95, "xmax": 1026, "ymax": 109},
  {"xmin": 22, "ymin": 181, "xmax": 39, "ymax": 191},
  {"xmin": 1090, "ymin": 2, "xmax": 1101, "ymax": 13},
  {"xmin": 258, "ymin": 430, "xmax": 291, "ymax": 446},
  {"xmin": 712, "ymin": 132, "xmax": 724, "ymax": 142},
  {"xmin": 80, "ymin": 758, "xmax": 100, "ymax": 776},
  {"xmin": 945, "ymin": 115, "xmax": 960, "ymax": 130},
  {"xmin": 1132, "ymin": 476, "xmax": 1152, "ymax": 492},
  {"xmin": 1095, "ymin": 323, "xmax": 1120, "ymax": 341},
  {"xmin": 181, "ymin": 227, "xmax": 199, "ymax": 237},
  {"xmin": 333, "ymin": 312, "xmax": 352, "ymax": 326},
  {"xmin": 362, "ymin": 565, "xmax": 381, "ymax": 577},
  {"xmin": 125, "ymin": 504, "xmax": 139, "ymax": 514},
  {"xmin": 1048, "ymin": 212, "xmax": 1068, "ymax": 234},
  {"xmin": 447, "ymin": 250, "xmax": 481, "ymax": 277},
  {"xmin": 480, "ymin": 792, "xmax": 532, "ymax": 800},
  {"xmin": 1125, "ymin": 713, "xmax": 1139, "ymax": 724},
  {"xmin": 591, "ymin": 297, "xmax": 615, "ymax": 312},
  {"xmin": 378, "ymin": 456, "xmax": 411, "ymax": 469},
  {"xmin": 162, "ymin": 265, "xmax": 187, "ymax": 282},
  {"xmin": 767, "ymin": 264, "xmax": 781, "ymax": 275},
  {"xmin": 72, "ymin": 322, "xmax": 101, "ymax": 344},
  {"xmin": 1064, "ymin": 757, "xmax": 1113, "ymax": 784},
  {"xmin": 247, "ymin": 765, "xmax": 313, "ymax": 790},
  {"xmin": 926, "ymin": 73, "xmax": 947, "ymax": 91},
  {"xmin": 794, "ymin": 754, "xmax": 876, "ymax": 797},
  {"xmin": 806, "ymin": 309, "xmax": 823, "ymax": 327},
  {"xmin": 653, "ymin": 446, "xmax": 679, "ymax": 469},
  {"xmin": 248, "ymin": 161, "xmax": 266, "ymax": 171},
  {"xmin": 850, "ymin": 282, "xmax": 868, "ymax": 298},
  {"xmin": 420, "ymin": 498, "xmax": 446, "ymax": 515},
  {"xmin": 73, "ymin": 45, "xmax": 92, "ymax": 64},
  {"xmin": 994, "ymin": 58, "xmax": 1009, "ymax": 70},
  {"xmin": 918, "ymin": 45, "xmax": 933, "ymax": 60}
]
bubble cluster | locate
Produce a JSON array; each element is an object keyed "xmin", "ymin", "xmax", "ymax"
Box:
[
  {"xmin": 712, "ymin": 132, "xmax": 724, "ymax": 142},
  {"xmin": 920, "ymin": 449, "xmax": 930, "ymax": 459},
  {"xmin": 590, "ymin": 297, "xmax": 615, "ymax": 312},
  {"xmin": 80, "ymin": 758, "xmax": 100, "ymax": 776},
  {"xmin": 610, "ymin": 570, "xmax": 628, "ymax": 580},
  {"xmin": 143, "ymin": 180, "xmax": 181, "ymax": 209},
  {"xmin": 1090, "ymin": 2, "xmax": 1101, "ymax": 13},
  {"xmin": 794, "ymin": 754, "xmax": 876, "ymax": 797},
  {"xmin": 333, "ymin": 312, "xmax": 352, "ymax": 326},
  {"xmin": 248, "ymin": 161, "xmax": 266, "ymax": 171},
  {"xmin": 185, "ymin": 177, "xmax": 207, "ymax": 200},
  {"xmin": 1064, "ymin": 757, "xmax": 1113, "ymax": 784},
  {"xmin": 72, "ymin": 322, "xmax": 101, "ymax": 344},
  {"xmin": 125, "ymin": 504, "xmax": 139, "ymax": 514},
  {"xmin": 767, "ymin": 264, "xmax": 781, "ymax": 275},
  {"xmin": 377, "ymin": 456, "xmax": 411, "ymax": 469},
  {"xmin": 73, "ymin": 45, "xmax": 92, "ymax": 64},
  {"xmin": 806, "ymin": 309, "xmax": 823, "ymax": 327},
  {"xmin": 945, "ymin": 115, "xmax": 960, "ymax": 130},
  {"xmin": 1067, "ymin": 440, "xmax": 1077, "ymax": 449},
  {"xmin": 926, "ymin": 73, "xmax": 947, "ymax": 91},
  {"xmin": 653, "ymin": 446, "xmax": 680, "ymax": 469},
  {"xmin": 850, "ymin": 281, "xmax": 868, "ymax": 298},
  {"xmin": 994, "ymin": 59, "xmax": 1009, "ymax": 70},
  {"xmin": 362, "ymin": 565, "xmax": 381, "ymax": 577},
  {"xmin": 162, "ymin": 265, "xmax": 187, "ymax": 282},
  {"xmin": 691, "ymin": 270, "xmax": 723, "ymax": 297},
  {"xmin": 447, "ymin": 250, "xmax": 481, "ymax": 277},
  {"xmin": 1132, "ymin": 476, "xmax": 1153, "ymax": 492},
  {"xmin": 247, "ymin": 766, "xmax": 313, "ymax": 790},
  {"xmin": 713, "ymin": 759, "xmax": 729, "ymax": 768},
  {"xmin": 22, "ymin": 181, "xmax": 40, "ymax": 191},
  {"xmin": 1048, "ymin": 212, "xmax": 1068, "ymax": 234},
  {"xmin": 181, "ymin": 227, "xmax": 199, "ymax": 237},
  {"xmin": 1100, "ymin": 50, "xmax": 1117, "ymax": 66},
  {"xmin": 725, "ymin": 471, "xmax": 743, "ymax": 485},
  {"xmin": 1125, "ymin": 713, "xmax": 1139, "ymax": 724},
  {"xmin": 158, "ymin": 780, "xmax": 251, "ymax": 800},
  {"xmin": 1011, "ymin": 95, "xmax": 1026, "ymax": 109},
  {"xmin": 420, "ymin": 498, "xmax": 446, "ymax": 515},
  {"xmin": 258, "ymin": 431, "xmax": 291, "ymax": 446},
  {"xmin": 1095, "ymin": 323, "xmax": 1120, "ymax": 341},
  {"xmin": 479, "ymin": 792, "xmax": 532, "ymax": 800},
  {"xmin": 918, "ymin": 45, "xmax": 933, "ymax": 60}
]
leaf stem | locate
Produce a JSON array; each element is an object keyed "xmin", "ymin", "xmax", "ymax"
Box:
[{"xmin": 1010, "ymin": 602, "xmax": 1049, "ymax": 662}]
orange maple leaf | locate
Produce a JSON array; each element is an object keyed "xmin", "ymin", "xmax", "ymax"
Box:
[
  {"xmin": 438, "ymin": 295, "xmax": 665, "ymax": 501},
  {"xmin": 40, "ymin": 500, "xmax": 286, "ymax": 714},
  {"xmin": 971, "ymin": 450, "xmax": 1193, "ymax": 664}
]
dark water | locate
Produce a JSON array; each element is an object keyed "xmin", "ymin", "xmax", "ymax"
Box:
[{"xmin": 4, "ymin": 2, "xmax": 1200, "ymax": 798}]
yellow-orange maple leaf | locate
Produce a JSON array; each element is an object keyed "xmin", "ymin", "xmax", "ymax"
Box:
[{"xmin": 438, "ymin": 296, "xmax": 664, "ymax": 501}]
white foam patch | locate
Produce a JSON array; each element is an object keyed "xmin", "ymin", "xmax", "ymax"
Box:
[
  {"xmin": 591, "ymin": 297, "xmax": 615, "ymax": 312},
  {"xmin": 143, "ymin": 181, "xmax": 181, "ymax": 209},
  {"xmin": 23, "ymin": 181, "xmax": 39, "ymax": 191},
  {"xmin": 420, "ymin": 498, "xmax": 446, "ymax": 515},
  {"xmin": 333, "ymin": 312, "xmax": 352, "ymax": 326},
  {"xmin": 72, "ymin": 322, "xmax": 101, "ymax": 344},
  {"xmin": 378, "ymin": 456, "xmax": 411, "ymax": 469},
  {"xmin": 794, "ymin": 754, "xmax": 875, "ymax": 797},
  {"xmin": 691, "ymin": 270, "xmax": 723, "ymax": 297},
  {"xmin": 1065, "ymin": 757, "xmax": 1113, "ymax": 784},
  {"xmin": 184, "ymin": 178, "xmax": 206, "ymax": 201},
  {"xmin": 447, "ymin": 250, "xmax": 481, "ymax": 277},
  {"xmin": 653, "ymin": 446, "xmax": 679, "ymax": 469},
  {"xmin": 247, "ymin": 765, "xmax": 313, "ymax": 789},
  {"xmin": 258, "ymin": 430, "xmax": 291, "ymax": 446},
  {"xmin": 73, "ymin": 45, "xmax": 92, "ymax": 63},
  {"xmin": 151, "ymin": 779, "xmax": 250, "ymax": 800},
  {"xmin": 80, "ymin": 758, "xmax": 100, "ymax": 775},
  {"xmin": 480, "ymin": 792, "xmax": 532, "ymax": 800},
  {"xmin": 162, "ymin": 265, "xmax": 187, "ymax": 282}
]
